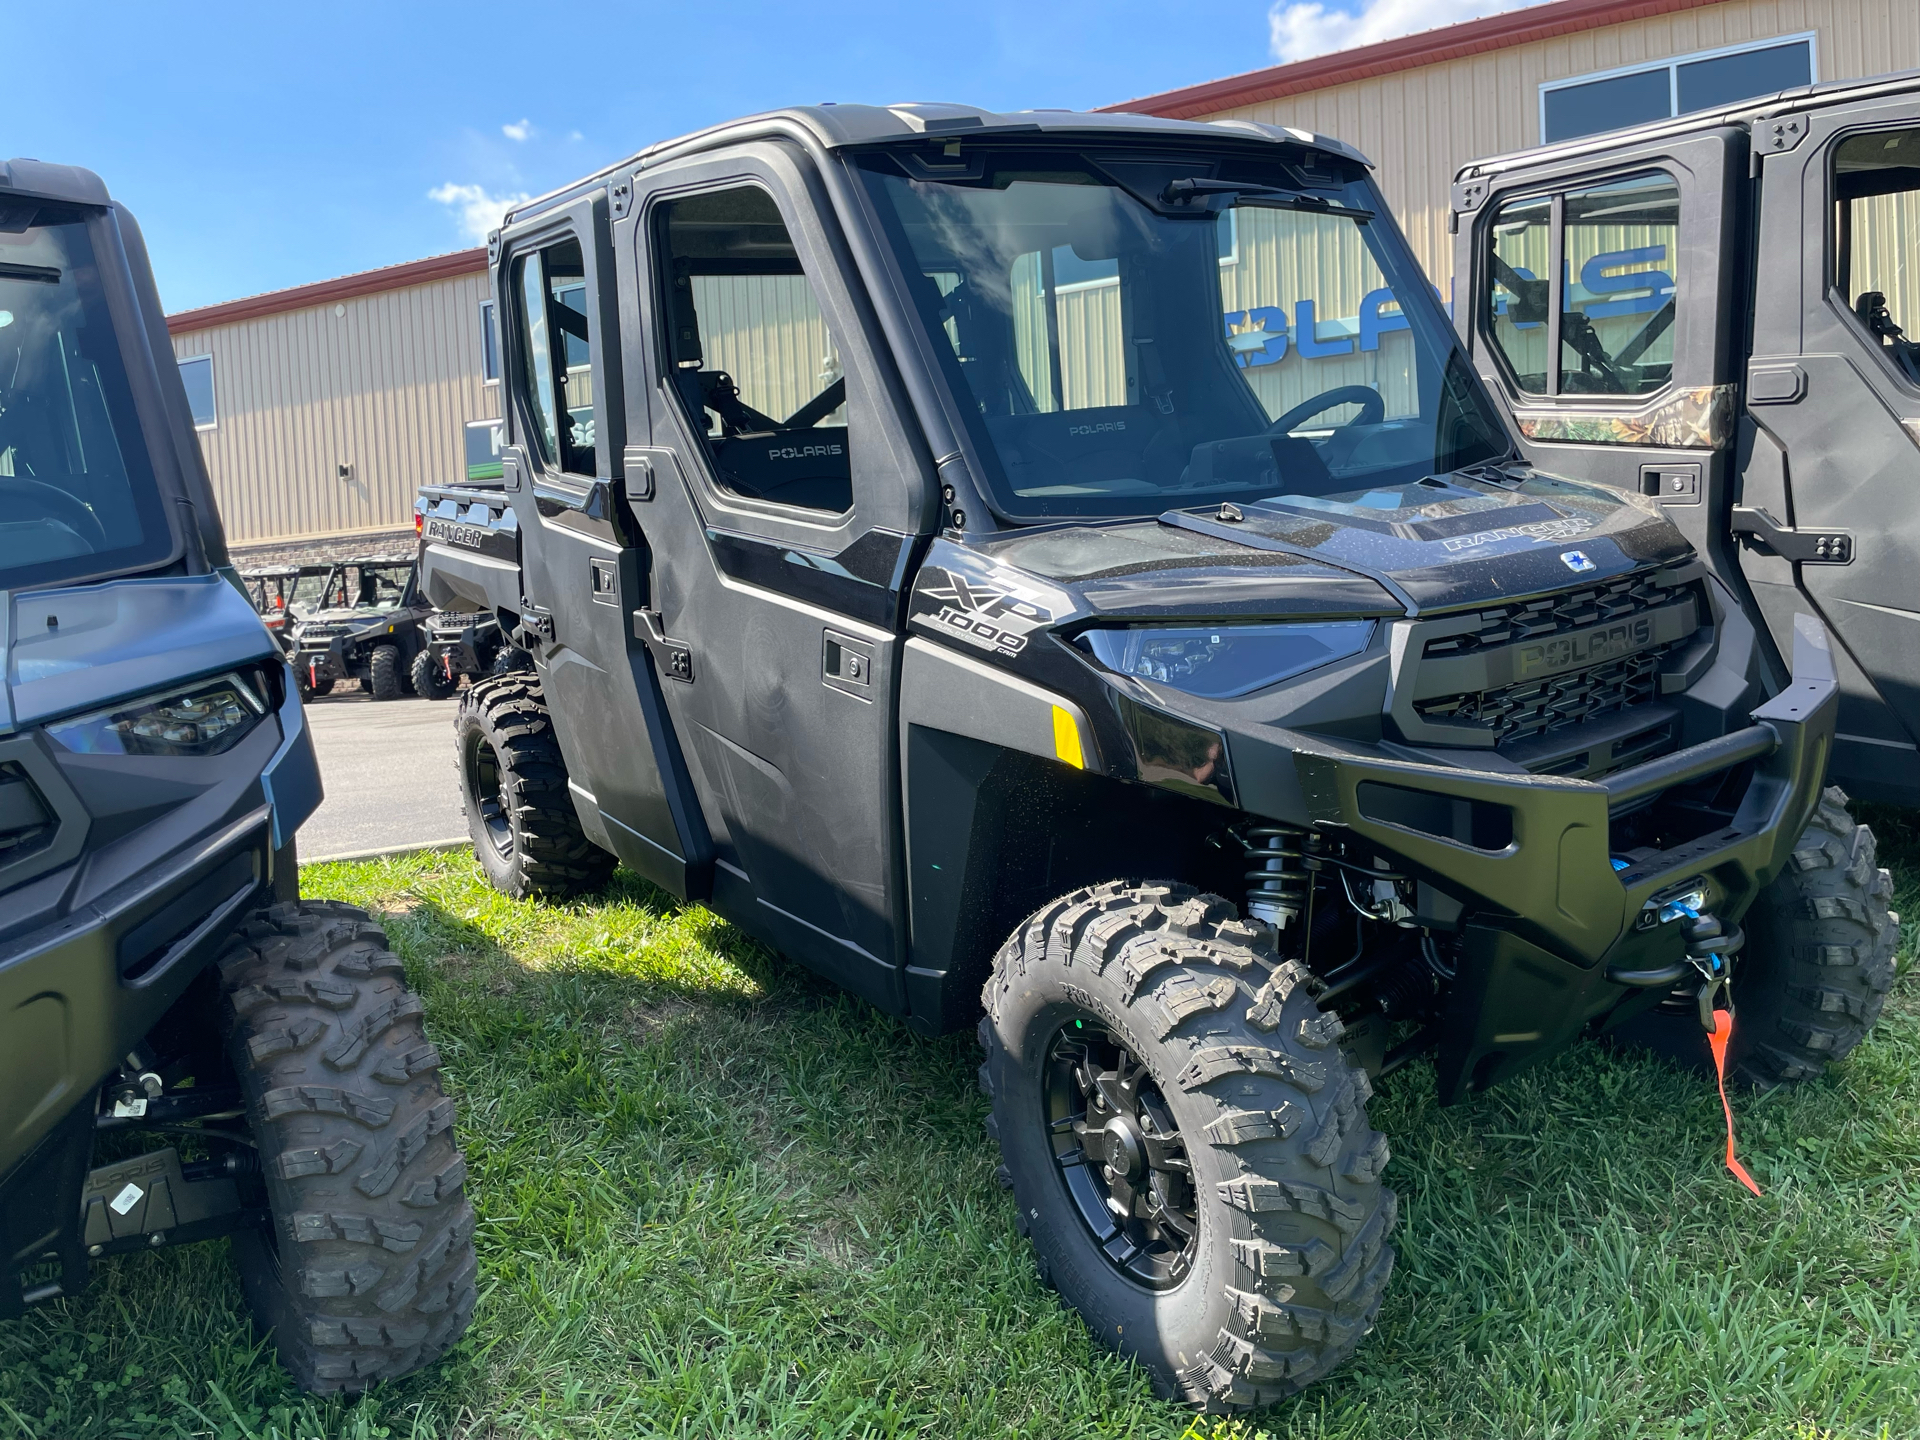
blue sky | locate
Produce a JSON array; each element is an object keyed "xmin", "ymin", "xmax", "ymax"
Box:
[{"xmin": 12, "ymin": 0, "xmax": 1530, "ymax": 312}]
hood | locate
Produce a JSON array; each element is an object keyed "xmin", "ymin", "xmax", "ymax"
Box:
[
  {"xmin": 969, "ymin": 469, "xmax": 1690, "ymax": 621},
  {"xmin": 1, "ymin": 574, "xmax": 278, "ymax": 733}
]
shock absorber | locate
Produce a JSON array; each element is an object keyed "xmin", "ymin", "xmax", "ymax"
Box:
[{"xmin": 1243, "ymin": 825, "xmax": 1310, "ymax": 931}]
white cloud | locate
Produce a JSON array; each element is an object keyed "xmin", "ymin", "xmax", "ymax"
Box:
[
  {"xmin": 568, "ymin": 130, "xmax": 585, "ymax": 142},
  {"xmin": 1269, "ymin": 0, "xmax": 1535, "ymax": 63},
  {"xmin": 428, "ymin": 182, "xmax": 533, "ymax": 244},
  {"xmin": 502, "ymin": 118, "xmax": 533, "ymax": 142}
]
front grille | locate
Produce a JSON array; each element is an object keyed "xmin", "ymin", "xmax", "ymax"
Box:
[
  {"xmin": 1416, "ymin": 647, "xmax": 1671, "ymax": 745},
  {"xmin": 1412, "ymin": 570, "xmax": 1703, "ymax": 756},
  {"xmin": 0, "ymin": 761, "xmax": 55, "ymax": 863},
  {"xmin": 1423, "ymin": 570, "xmax": 1688, "ymax": 659}
]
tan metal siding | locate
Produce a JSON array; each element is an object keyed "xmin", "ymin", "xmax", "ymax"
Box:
[
  {"xmin": 1195, "ymin": 0, "xmax": 1920, "ymax": 283},
  {"xmin": 170, "ymin": 271, "xmax": 500, "ymax": 544}
]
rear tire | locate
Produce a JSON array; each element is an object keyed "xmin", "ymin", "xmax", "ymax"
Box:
[
  {"xmin": 1609, "ymin": 786, "xmax": 1899, "ymax": 1087},
  {"xmin": 979, "ymin": 881, "xmax": 1396, "ymax": 1411},
  {"xmin": 411, "ymin": 648, "xmax": 459, "ymax": 701},
  {"xmin": 219, "ymin": 901, "xmax": 476, "ymax": 1393},
  {"xmin": 367, "ymin": 645, "xmax": 404, "ymax": 702},
  {"xmin": 455, "ymin": 674, "xmax": 615, "ymax": 899}
]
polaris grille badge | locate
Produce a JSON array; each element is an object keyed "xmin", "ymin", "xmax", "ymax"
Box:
[{"xmin": 1560, "ymin": 550, "xmax": 1597, "ymax": 574}]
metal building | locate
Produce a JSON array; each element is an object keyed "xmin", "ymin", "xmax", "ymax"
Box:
[
  {"xmin": 167, "ymin": 250, "xmax": 499, "ymax": 559},
  {"xmin": 1106, "ymin": 0, "xmax": 1920, "ymax": 283}
]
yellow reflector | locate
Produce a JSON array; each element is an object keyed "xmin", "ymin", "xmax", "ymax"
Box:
[{"xmin": 1052, "ymin": 706, "xmax": 1085, "ymax": 769}]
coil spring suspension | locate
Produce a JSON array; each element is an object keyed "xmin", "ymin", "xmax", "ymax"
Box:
[{"xmin": 1243, "ymin": 825, "xmax": 1310, "ymax": 930}]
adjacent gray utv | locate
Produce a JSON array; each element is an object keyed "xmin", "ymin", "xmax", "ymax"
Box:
[
  {"xmin": 0, "ymin": 160, "xmax": 474, "ymax": 1392},
  {"xmin": 417, "ymin": 102, "xmax": 1891, "ymax": 1409}
]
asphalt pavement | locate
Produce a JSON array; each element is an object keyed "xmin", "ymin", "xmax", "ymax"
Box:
[{"xmin": 298, "ymin": 687, "xmax": 471, "ymax": 862}]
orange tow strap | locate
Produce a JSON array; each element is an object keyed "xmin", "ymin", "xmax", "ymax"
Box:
[{"xmin": 1707, "ymin": 1009, "xmax": 1762, "ymax": 1196}]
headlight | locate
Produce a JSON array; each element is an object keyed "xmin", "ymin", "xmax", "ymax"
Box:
[
  {"xmin": 46, "ymin": 673, "xmax": 268, "ymax": 758},
  {"xmin": 1081, "ymin": 621, "xmax": 1374, "ymax": 699}
]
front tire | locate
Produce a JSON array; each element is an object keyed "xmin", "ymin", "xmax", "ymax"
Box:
[
  {"xmin": 219, "ymin": 901, "xmax": 476, "ymax": 1392},
  {"xmin": 455, "ymin": 674, "xmax": 615, "ymax": 899},
  {"xmin": 411, "ymin": 648, "xmax": 459, "ymax": 701},
  {"xmin": 367, "ymin": 645, "xmax": 404, "ymax": 702},
  {"xmin": 1610, "ymin": 786, "xmax": 1899, "ymax": 1087},
  {"xmin": 979, "ymin": 881, "xmax": 1396, "ymax": 1411}
]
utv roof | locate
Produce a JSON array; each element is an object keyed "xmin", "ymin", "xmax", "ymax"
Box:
[
  {"xmin": 0, "ymin": 158, "xmax": 110, "ymax": 207},
  {"xmin": 503, "ymin": 102, "xmax": 1370, "ymax": 230},
  {"xmin": 1457, "ymin": 65, "xmax": 1920, "ymax": 184}
]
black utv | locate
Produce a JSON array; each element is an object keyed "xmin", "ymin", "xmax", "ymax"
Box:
[
  {"xmin": 417, "ymin": 103, "xmax": 1893, "ymax": 1410},
  {"xmin": 0, "ymin": 160, "xmax": 474, "ymax": 1390},
  {"xmin": 288, "ymin": 556, "xmax": 433, "ymax": 701}
]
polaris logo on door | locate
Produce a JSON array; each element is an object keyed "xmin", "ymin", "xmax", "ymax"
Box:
[
  {"xmin": 769, "ymin": 443, "xmax": 844, "ymax": 460},
  {"xmin": 1067, "ymin": 421, "xmax": 1126, "ymax": 437}
]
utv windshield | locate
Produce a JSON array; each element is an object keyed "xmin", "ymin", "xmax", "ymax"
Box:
[
  {"xmin": 0, "ymin": 205, "xmax": 174, "ymax": 589},
  {"xmin": 856, "ymin": 145, "xmax": 1509, "ymax": 519}
]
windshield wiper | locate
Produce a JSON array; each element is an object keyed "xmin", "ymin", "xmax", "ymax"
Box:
[{"xmin": 1161, "ymin": 178, "xmax": 1374, "ymax": 222}]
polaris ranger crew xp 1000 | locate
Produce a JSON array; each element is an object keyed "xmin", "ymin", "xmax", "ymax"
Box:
[
  {"xmin": 0, "ymin": 160, "xmax": 475, "ymax": 1391},
  {"xmin": 417, "ymin": 104, "xmax": 1893, "ymax": 1410}
]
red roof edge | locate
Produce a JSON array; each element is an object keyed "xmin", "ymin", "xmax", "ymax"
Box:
[
  {"xmin": 166, "ymin": 247, "xmax": 488, "ymax": 334},
  {"xmin": 1098, "ymin": 0, "xmax": 1729, "ymax": 120}
]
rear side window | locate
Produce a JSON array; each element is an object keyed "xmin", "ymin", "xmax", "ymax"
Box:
[
  {"xmin": 1833, "ymin": 128, "xmax": 1920, "ymax": 386},
  {"xmin": 655, "ymin": 186, "xmax": 852, "ymax": 515},
  {"xmin": 1484, "ymin": 173, "xmax": 1679, "ymax": 398},
  {"xmin": 511, "ymin": 238, "xmax": 596, "ymax": 478},
  {"xmin": 0, "ymin": 205, "xmax": 174, "ymax": 591}
]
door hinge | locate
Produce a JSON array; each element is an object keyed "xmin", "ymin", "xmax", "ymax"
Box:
[
  {"xmin": 634, "ymin": 610, "xmax": 693, "ymax": 683},
  {"xmin": 1731, "ymin": 506, "xmax": 1854, "ymax": 564}
]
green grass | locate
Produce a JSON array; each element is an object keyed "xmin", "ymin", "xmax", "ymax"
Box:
[{"xmin": 5, "ymin": 811, "xmax": 1920, "ymax": 1439}]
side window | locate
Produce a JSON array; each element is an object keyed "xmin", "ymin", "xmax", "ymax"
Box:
[
  {"xmin": 656, "ymin": 186, "xmax": 852, "ymax": 515},
  {"xmin": 1487, "ymin": 195, "xmax": 1551, "ymax": 393},
  {"xmin": 1833, "ymin": 128, "xmax": 1920, "ymax": 385},
  {"xmin": 1485, "ymin": 173, "xmax": 1680, "ymax": 398},
  {"xmin": 511, "ymin": 238, "xmax": 596, "ymax": 478}
]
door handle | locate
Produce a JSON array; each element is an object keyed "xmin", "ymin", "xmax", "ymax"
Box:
[
  {"xmin": 1731, "ymin": 506, "xmax": 1853, "ymax": 564},
  {"xmin": 633, "ymin": 610, "xmax": 694, "ymax": 682}
]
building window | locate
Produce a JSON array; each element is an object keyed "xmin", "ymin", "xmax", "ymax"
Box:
[
  {"xmin": 178, "ymin": 354, "xmax": 217, "ymax": 429},
  {"xmin": 479, "ymin": 299, "xmax": 499, "ymax": 382},
  {"xmin": 1541, "ymin": 34, "xmax": 1815, "ymax": 144}
]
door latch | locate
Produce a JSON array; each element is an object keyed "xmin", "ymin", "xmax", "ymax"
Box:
[
  {"xmin": 634, "ymin": 610, "xmax": 693, "ymax": 683},
  {"xmin": 1731, "ymin": 506, "xmax": 1853, "ymax": 564}
]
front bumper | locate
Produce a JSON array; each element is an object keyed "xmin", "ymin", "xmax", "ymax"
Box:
[{"xmin": 1254, "ymin": 617, "xmax": 1839, "ymax": 1099}]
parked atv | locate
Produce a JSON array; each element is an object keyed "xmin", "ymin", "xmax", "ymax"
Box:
[
  {"xmin": 418, "ymin": 103, "xmax": 1892, "ymax": 1410},
  {"xmin": 407, "ymin": 610, "xmax": 504, "ymax": 700},
  {"xmin": 288, "ymin": 557, "xmax": 432, "ymax": 701},
  {"xmin": 0, "ymin": 159, "xmax": 475, "ymax": 1391}
]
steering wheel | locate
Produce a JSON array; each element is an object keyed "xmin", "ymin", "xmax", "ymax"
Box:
[
  {"xmin": 0, "ymin": 477, "xmax": 108, "ymax": 549},
  {"xmin": 1269, "ymin": 385, "xmax": 1385, "ymax": 436}
]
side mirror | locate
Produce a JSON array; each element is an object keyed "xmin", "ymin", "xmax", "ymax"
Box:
[{"xmin": 1505, "ymin": 275, "xmax": 1550, "ymax": 326}]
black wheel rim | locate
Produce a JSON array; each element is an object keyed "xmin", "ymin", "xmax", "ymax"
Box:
[
  {"xmin": 1042, "ymin": 1016, "xmax": 1198, "ymax": 1290},
  {"xmin": 465, "ymin": 734, "xmax": 514, "ymax": 862}
]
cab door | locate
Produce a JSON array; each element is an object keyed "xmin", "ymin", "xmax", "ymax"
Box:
[
  {"xmin": 495, "ymin": 196, "xmax": 708, "ymax": 894},
  {"xmin": 623, "ymin": 144, "xmax": 938, "ymax": 1012},
  {"xmin": 1453, "ymin": 130, "xmax": 1752, "ymax": 604},
  {"xmin": 1743, "ymin": 95, "xmax": 1920, "ymax": 803}
]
